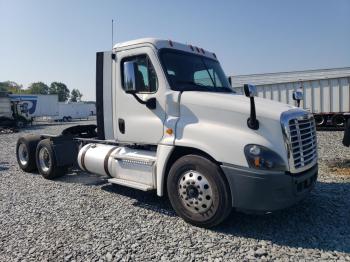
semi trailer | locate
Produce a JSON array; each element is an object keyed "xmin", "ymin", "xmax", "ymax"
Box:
[
  {"xmin": 9, "ymin": 94, "xmax": 59, "ymax": 120},
  {"xmin": 230, "ymin": 67, "xmax": 350, "ymax": 128},
  {"xmin": 15, "ymin": 38, "xmax": 318, "ymax": 227},
  {"xmin": 49, "ymin": 102, "xmax": 96, "ymax": 122},
  {"xmin": 0, "ymin": 92, "xmax": 51, "ymax": 128}
]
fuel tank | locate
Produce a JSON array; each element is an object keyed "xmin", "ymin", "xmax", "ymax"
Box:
[{"xmin": 77, "ymin": 143, "xmax": 156, "ymax": 187}]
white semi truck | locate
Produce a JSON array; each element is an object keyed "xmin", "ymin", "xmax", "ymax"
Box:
[{"xmin": 15, "ymin": 38, "xmax": 318, "ymax": 227}]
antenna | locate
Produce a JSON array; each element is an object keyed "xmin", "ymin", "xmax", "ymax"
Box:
[{"xmin": 112, "ymin": 19, "xmax": 114, "ymax": 49}]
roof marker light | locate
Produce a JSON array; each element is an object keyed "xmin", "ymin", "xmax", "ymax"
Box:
[
  {"xmin": 195, "ymin": 47, "xmax": 200, "ymax": 53},
  {"xmin": 200, "ymin": 48, "xmax": 205, "ymax": 54},
  {"xmin": 213, "ymin": 53, "xmax": 217, "ymax": 58},
  {"xmin": 189, "ymin": 44, "xmax": 194, "ymax": 51},
  {"xmin": 169, "ymin": 40, "xmax": 173, "ymax": 47}
]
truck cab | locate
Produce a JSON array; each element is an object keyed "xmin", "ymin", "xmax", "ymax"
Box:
[{"xmin": 16, "ymin": 38, "xmax": 318, "ymax": 227}]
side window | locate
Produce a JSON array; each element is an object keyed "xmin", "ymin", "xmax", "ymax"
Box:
[{"xmin": 122, "ymin": 55, "xmax": 158, "ymax": 93}]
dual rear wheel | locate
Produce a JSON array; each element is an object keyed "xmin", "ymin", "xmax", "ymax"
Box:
[{"xmin": 16, "ymin": 137, "xmax": 67, "ymax": 179}]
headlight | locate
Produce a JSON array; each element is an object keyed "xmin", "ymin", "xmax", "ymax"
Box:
[{"xmin": 244, "ymin": 144, "xmax": 286, "ymax": 171}]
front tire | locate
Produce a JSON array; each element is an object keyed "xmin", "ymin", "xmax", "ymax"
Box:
[
  {"xmin": 167, "ymin": 154, "xmax": 232, "ymax": 228},
  {"xmin": 16, "ymin": 135, "xmax": 41, "ymax": 172},
  {"xmin": 36, "ymin": 139, "xmax": 67, "ymax": 179}
]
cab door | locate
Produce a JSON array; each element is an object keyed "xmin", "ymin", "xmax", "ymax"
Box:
[{"xmin": 114, "ymin": 46, "xmax": 166, "ymax": 144}]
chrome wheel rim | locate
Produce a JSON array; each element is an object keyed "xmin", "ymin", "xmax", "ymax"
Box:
[
  {"xmin": 38, "ymin": 147, "xmax": 51, "ymax": 172},
  {"xmin": 178, "ymin": 170, "xmax": 213, "ymax": 213},
  {"xmin": 18, "ymin": 143, "xmax": 29, "ymax": 166}
]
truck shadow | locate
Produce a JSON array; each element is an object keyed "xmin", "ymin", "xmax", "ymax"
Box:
[
  {"xmin": 55, "ymin": 169, "xmax": 109, "ymax": 186},
  {"xmin": 101, "ymin": 184, "xmax": 176, "ymax": 217},
  {"xmin": 56, "ymin": 169, "xmax": 350, "ymax": 253},
  {"xmin": 216, "ymin": 181, "xmax": 350, "ymax": 254},
  {"xmin": 104, "ymin": 180, "xmax": 350, "ymax": 253}
]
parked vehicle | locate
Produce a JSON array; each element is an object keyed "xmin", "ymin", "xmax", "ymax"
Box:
[
  {"xmin": 50, "ymin": 102, "xmax": 96, "ymax": 122},
  {"xmin": 9, "ymin": 94, "xmax": 59, "ymax": 120},
  {"xmin": 230, "ymin": 67, "xmax": 350, "ymax": 128},
  {"xmin": 15, "ymin": 38, "xmax": 318, "ymax": 227},
  {"xmin": 0, "ymin": 92, "xmax": 41, "ymax": 128}
]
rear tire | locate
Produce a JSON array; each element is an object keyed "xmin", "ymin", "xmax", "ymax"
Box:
[
  {"xmin": 314, "ymin": 115, "xmax": 325, "ymax": 126},
  {"xmin": 16, "ymin": 135, "xmax": 41, "ymax": 172},
  {"xmin": 332, "ymin": 114, "xmax": 345, "ymax": 127},
  {"xmin": 36, "ymin": 139, "xmax": 67, "ymax": 179},
  {"xmin": 167, "ymin": 154, "xmax": 232, "ymax": 228}
]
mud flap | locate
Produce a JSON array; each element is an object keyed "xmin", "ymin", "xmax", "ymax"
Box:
[{"xmin": 342, "ymin": 118, "xmax": 350, "ymax": 146}]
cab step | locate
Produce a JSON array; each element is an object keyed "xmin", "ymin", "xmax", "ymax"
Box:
[{"xmin": 108, "ymin": 178, "xmax": 154, "ymax": 191}]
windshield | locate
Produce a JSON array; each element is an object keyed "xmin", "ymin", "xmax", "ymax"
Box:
[{"xmin": 160, "ymin": 49, "xmax": 233, "ymax": 93}]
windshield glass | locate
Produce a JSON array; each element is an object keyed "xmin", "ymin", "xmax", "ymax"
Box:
[{"xmin": 160, "ymin": 50, "xmax": 233, "ymax": 93}]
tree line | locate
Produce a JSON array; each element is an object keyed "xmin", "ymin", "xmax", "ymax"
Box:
[{"xmin": 0, "ymin": 81, "xmax": 83, "ymax": 102}]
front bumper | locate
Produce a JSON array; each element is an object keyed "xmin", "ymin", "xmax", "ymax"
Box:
[{"xmin": 221, "ymin": 164, "xmax": 318, "ymax": 213}]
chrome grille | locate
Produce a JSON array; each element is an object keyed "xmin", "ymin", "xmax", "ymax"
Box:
[
  {"xmin": 289, "ymin": 118, "xmax": 317, "ymax": 169},
  {"xmin": 281, "ymin": 109, "xmax": 318, "ymax": 173}
]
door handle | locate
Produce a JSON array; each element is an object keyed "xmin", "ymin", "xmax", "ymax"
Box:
[{"xmin": 118, "ymin": 118, "xmax": 125, "ymax": 134}]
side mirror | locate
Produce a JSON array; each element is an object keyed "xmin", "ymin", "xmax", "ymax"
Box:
[
  {"xmin": 292, "ymin": 90, "xmax": 303, "ymax": 108},
  {"xmin": 292, "ymin": 90, "xmax": 303, "ymax": 101},
  {"xmin": 243, "ymin": 84, "xmax": 259, "ymax": 130},
  {"xmin": 124, "ymin": 61, "xmax": 137, "ymax": 93},
  {"xmin": 244, "ymin": 84, "xmax": 257, "ymax": 98}
]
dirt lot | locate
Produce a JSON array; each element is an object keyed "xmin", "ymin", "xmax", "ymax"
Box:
[{"xmin": 0, "ymin": 122, "xmax": 349, "ymax": 261}]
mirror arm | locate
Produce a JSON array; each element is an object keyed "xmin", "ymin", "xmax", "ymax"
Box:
[
  {"xmin": 127, "ymin": 92, "xmax": 156, "ymax": 110},
  {"xmin": 247, "ymin": 97, "xmax": 259, "ymax": 130},
  {"xmin": 129, "ymin": 92, "xmax": 146, "ymax": 105}
]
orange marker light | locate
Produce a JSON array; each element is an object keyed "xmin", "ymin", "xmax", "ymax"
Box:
[
  {"xmin": 254, "ymin": 157, "xmax": 260, "ymax": 167},
  {"xmin": 166, "ymin": 128, "xmax": 173, "ymax": 135}
]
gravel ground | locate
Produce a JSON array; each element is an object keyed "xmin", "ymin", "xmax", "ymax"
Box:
[{"xmin": 0, "ymin": 122, "xmax": 350, "ymax": 261}]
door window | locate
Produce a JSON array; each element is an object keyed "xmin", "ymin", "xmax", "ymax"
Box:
[{"xmin": 122, "ymin": 55, "xmax": 158, "ymax": 93}]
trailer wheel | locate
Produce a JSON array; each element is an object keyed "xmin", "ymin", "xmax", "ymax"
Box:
[
  {"xmin": 62, "ymin": 117, "xmax": 68, "ymax": 122},
  {"xmin": 314, "ymin": 115, "xmax": 325, "ymax": 126},
  {"xmin": 332, "ymin": 114, "xmax": 345, "ymax": 127},
  {"xmin": 16, "ymin": 135, "xmax": 41, "ymax": 172},
  {"xmin": 167, "ymin": 154, "xmax": 232, "ymax": 228},
  {"xmin": 67, "ymin": 116, "xmax": 72, "ymax": 122},
  {"xmin": 36, "ymin": 139, "xmax": 67, "ymax": 179}
]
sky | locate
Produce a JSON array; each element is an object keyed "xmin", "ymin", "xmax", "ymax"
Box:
[{"xmin": 0, "ymin": 0, "xmax": 349, "ymax": 101}]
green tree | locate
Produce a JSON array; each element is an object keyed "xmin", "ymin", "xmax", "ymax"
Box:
[
  {"xmin": 70, "ymin": 89, "xmax": 83, "ymax": 102},
  {"xmin": 0, "ymin": 81, "xmax": 23, "ymax": 93},
  {"xmin": 49, "ymin": 82, "xmax": 70, "ymax": 102},
  {"xmin": 28, "ymin": 82, "xmax": 49, "ymax": 94}
]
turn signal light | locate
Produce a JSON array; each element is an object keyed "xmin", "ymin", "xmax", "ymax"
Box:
[{"xmin": 166, "ymin": 128, "xmax": 173, "ymax": 135}]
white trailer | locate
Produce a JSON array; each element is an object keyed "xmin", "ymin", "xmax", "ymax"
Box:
[
  {"xmin": 230, "ymin": 67, "xmax": 350, "ymax": 127},
  {"xmin": 15, "ymin": 38, "xmax": 318, "ymax": 228},
  {"xmin": 9, "ymin": 94, "xmax": 59, "ymax": 119},
  {"xmin": 54, "ymin": 102, "xmax": 96, "ymax": 121}
]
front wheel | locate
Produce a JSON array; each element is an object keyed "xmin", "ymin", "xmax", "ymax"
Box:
[
  {"xmin": 167, "ymin": 154, "xmax": 232, "ymax": 228},
  {"xmin": 36, "ymin": 139, "xmax": 67, "ymax": 179}
]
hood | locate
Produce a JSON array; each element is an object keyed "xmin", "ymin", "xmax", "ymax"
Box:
[{"xmin": 179, "ymin": 91, "xmax": 294, "ymax": 121}]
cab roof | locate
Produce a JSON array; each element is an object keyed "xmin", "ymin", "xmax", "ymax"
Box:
[{"xmin": 113, "ymin": 38, "xmax": 218, "ymax": 60}]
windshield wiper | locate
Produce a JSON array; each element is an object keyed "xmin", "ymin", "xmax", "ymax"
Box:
[
  {"xmin": 176, "ymin": 80, "xmax": 233, "ymax": 93},
  {"xmin": 176, "ymin": 80, "xmax": 206, "ymax": 87}
]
